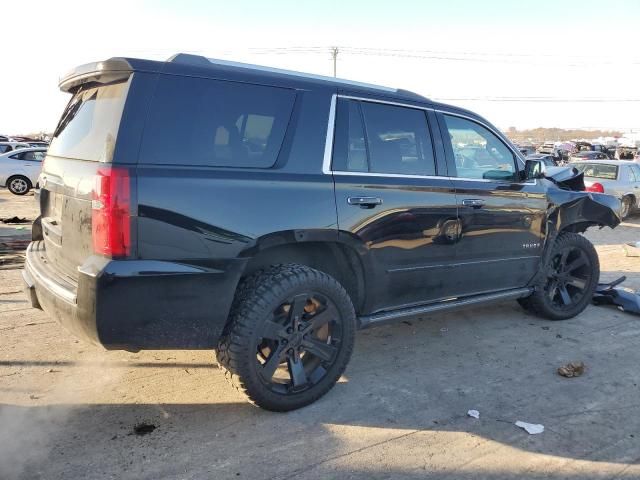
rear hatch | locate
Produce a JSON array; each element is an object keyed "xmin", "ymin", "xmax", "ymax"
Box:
[{"xmin": 39, "ymin": 72, "xmax": 133, "ymax": 282}]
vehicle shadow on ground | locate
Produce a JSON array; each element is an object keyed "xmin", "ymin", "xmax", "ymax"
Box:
[{"xmin": 3, "ymin": 290, "xmax": 640, "ymax": 479}]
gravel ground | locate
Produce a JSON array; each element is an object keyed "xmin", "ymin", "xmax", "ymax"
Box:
[{"xmin": 2, "ymin": 188, "xmax": 640, "ymax": 479}]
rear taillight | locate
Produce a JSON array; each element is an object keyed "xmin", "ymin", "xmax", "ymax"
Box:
[
  {"xmin": 92, "ymin": 167, "xmax": 131, "ymax": 258},
  {"xmin": 585, "ymin": 182, "xmax": 604, "ymax": 193}
]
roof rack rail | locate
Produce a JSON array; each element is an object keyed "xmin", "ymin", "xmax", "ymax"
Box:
[{"xmin": 168, "ymin": 53, "xmax": 398, "ymax": 93}]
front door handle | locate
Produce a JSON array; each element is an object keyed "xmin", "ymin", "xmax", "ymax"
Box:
[
  {"xmin": 347, "ymin": 196, "xmax": 383, "ymax": 209},
  {"xmin": 462, "ymin": 198, "xmax": 485, "ymax": 208}
]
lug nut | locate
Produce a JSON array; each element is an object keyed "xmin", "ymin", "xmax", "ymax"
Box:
[
  {"xmin": 287, "ymin": 327, "xmax": 293, "ymax": 334},
  {"xmin": 282, "ymin": 339, "xmax": 288, "ymax": 345}
]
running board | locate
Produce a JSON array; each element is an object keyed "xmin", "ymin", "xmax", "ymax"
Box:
[{"xmin": 357, "ymin": 288, "xmax": 533, "ymax": 329}]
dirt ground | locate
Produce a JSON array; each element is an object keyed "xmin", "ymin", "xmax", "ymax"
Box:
[{"xmin": 2, "ymin": 187, "xmax": 640, "ymax": 479}]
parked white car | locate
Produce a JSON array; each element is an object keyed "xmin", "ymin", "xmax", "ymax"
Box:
[
  {"xmin": 0, "ymin": 141, "xmax": 30, "ymax": 154},
  {"xmin": 0, "ymin": 147, "xmax": 47, "ymax": 195}
]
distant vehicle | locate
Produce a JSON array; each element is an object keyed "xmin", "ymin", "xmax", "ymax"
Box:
[
  {"xmin": 573, "ymin": 160, "xmax": 640, "ymax": 219},
  {"xmin": 525, "ymin": 153, "xmax": 556, "ymax": 166},
  {"xmin": 537, "ymin": 142, "xmax": 557, "ymax": 156},
  {"xmin": 0, "ymin": 141, "xmax": 30, "ymax": 154},
  {"xmin": 569, "ymin": 151, "xmax": 609, "ymax": 162},
  {"xmin": 518, "ymin": 145, "xmax": 536, "ymax": 156},
  {"xmin": 0, "ymin": 147, "xmax": 47, "ymax": 195}
]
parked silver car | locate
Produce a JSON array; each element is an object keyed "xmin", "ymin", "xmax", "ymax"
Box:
[{"xmin": 573, "ymin": 160, "xmax": 640, "ymax": 219}]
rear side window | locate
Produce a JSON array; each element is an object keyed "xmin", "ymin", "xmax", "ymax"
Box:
[
  {"xmin": 0, "ymin": 145, "xmax": 11, "ymax": 153},
  {"xmin": 332, "ymin": 99, "xmax": 436, "ymax": 176},
  {"xmin": 48, "ymin": 78, "xmax": 131, "ymax": 162},
  {"xmin": 575, "ymin": 163, "xmax": 618, "ymax": 180},
  {"xmin": 139, "ymin": 76, "xmax": 296, "ymax": 168}
]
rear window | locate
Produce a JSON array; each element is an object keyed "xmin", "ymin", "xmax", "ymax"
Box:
[
  {"xmin": 139, "ymin": 76, "xmax": 296, "ymax": 168},
  {"xmin": 48, "ymin": 78, "xmax": 131, "ymax": 162},
  {"xmin": 575, "ymin": 163, "xmax": 618, "ymax": 180}
]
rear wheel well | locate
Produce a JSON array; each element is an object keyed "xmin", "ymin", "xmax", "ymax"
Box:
[{"xmin": 242, "ymin": 242, "xmax": 366, "ymax": 313}]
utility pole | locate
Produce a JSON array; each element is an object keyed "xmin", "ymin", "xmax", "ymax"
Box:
[{"xmin": 331, "ymin": 46, "xmax": 339, "ymax": 77}]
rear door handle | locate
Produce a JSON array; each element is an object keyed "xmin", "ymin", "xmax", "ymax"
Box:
[
  {"xmin": 462, "ymin": 198, "xmax": 485, "ymax": 208},
  {"xmin": 348, "ymin": 196, "xmax": 383, "ymax": 209}
]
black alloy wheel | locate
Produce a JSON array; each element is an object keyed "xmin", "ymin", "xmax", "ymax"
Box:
[
  {"xmin": 256, "ymin": 292, "xmax": 342, "ymax": 394},
  {"xmin": 545, "ymin": 245, "xmax": 593, "ymax": 311},
  {"xmin": 217, "ymin": 264, "xmax": 355, "ymax": 411}
]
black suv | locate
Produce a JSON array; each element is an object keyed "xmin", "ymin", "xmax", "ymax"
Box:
[{"xmin": 23, "ymin": 54, "xmax": 620, "ymax": 411}]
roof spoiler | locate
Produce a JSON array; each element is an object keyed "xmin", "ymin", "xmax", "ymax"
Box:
[{"xmin": 58, "ymin": 58, "xmax": 134, "ymax": 93}]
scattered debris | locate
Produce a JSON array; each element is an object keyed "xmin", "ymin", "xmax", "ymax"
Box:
[
  {"xmin": 402, "ymin": 320, "xmax": 413, "ymax": 326},
  {"xmin": 0, "ymin": 216, "xmax": 30, "ymax": 224},
  {"xmin": 541, "ymin": 326, "xmax": 550, "ymax": 331},
  {"xmin": 440, "ymin": 328, "xmax": 448, "ymax": 333},
  {"xmin": 132, "ymin": 423, "xmax": 157, "ymax": 436},
  {"xmin": 29, "ymin": 394, "xmax": 40, "ymax": 400},
  {"xmin": 467, "ymin": 409, "xmax": 480, "ymax": 419},
  {"xmin": 557, "ymin": 361, "xmax": 585, "ymax": 378},
  {"xmin": 46, "ymin": 368, "xmax": 60, "ymax": 373},
  {"xmin": 624, "ymin": 242, "xmax": 640, "ymax": 257},
  {"xmin": 515, "ymin": 421, "xmax": 544, "ymax": 435},
  {"xmin": 593, "ymin": 276, "xmax": 640, "ymax": 315}
]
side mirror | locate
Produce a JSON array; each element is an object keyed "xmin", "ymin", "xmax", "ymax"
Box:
[{"xmin": 524, "ymin": 159, "xmax": 546, "ymax": 180}]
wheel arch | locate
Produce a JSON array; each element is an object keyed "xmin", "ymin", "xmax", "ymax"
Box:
[{"xmin": 239, "ymin": 230, "xmax": 371, "ymax": 314}]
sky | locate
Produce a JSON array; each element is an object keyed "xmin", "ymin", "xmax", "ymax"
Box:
[{"xmin": 2, "ymin": 0, "xmax": 640, "ymax": 134}]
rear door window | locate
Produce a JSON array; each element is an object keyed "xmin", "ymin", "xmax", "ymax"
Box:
[
  {"xmin": 48, "ymin": 78, "xmax": 131, "ymax": 162},
  {"xmin": 139, "ymin": 76, "xmax": 296, "ymax": 168},
  {"xmin": 331, "ymin": 98, "xmax": 436, "ymax": 176}
]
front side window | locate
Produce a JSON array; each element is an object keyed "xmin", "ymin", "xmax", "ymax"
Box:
[
  {"xmin": 140, "ymin": 76, "xmax": 296, "ymax": 168},
  {"xmin": 0, "ymin": 145, "xmax": 10, "ymax": 153},
  {"xmin": 442, "ymin": 115, "xmax": 517, "ymax": 181}
]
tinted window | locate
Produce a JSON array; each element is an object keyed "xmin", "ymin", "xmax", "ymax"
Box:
[
  {"xmin": 48, "ymin": 78, "xmax": 131, "ymax": 162},
  {"xmin": 332, "ymin": 99, "xmax": 367, "ymax": 172},
  {"xmin": 443, "ymin": 115, "xmax": 516, "ymax": 181},
  {"xmin": 360, "ymin": 102, "xmax": 435, "ymax": 175},
  {"xmin": 140, "ymin": 76, "xmax": 295, "ymax": 168},
  {"xmin": 631, "ymin": 164, "xmax": 640, "ymax": 181},
  {"xmin": 0, "ymin": 145, "xmax": 11, "ymax": 153}
]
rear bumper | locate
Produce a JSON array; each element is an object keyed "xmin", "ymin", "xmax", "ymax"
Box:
[{"xmin": 23, "ymin": 241, "xmax": 246, "ymax": 349}]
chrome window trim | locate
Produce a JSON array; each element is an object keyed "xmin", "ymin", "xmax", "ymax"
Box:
[
  {"xmin": 323, "ymin": 94, "xmax": 534, "ymax": 184},
  {"xmin": 321, "ymin": 94, "xmax": 337, "ymax": 175}
]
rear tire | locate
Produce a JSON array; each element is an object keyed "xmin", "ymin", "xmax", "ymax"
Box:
[
  {"xmin": 216, "ymin": 264, "xmax": 356, "ymax": 411},
  {"xmin": 520, "ymin": 233, "xmax": 599, "ymax": 320},
  {"xmin": 7, "ymin": 175, "xmax": 31, "ymax": 195}
]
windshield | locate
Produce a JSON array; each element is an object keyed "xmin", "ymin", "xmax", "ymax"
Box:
[
  {"xmin": 574, "ymin": 163, "xmax": 618, "ymax": 180},
  {"xmin": 48, "ymin": 77, "xmax": 131, "ymax": 162}
]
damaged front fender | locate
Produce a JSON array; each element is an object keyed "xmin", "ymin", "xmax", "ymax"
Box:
[
  {"xmin": 537, "ymin": 165, "xmax": 621, "ymax": 233},
  {"xmin": 545, "ymin": 187, "xmax": 621, "ymax": 234}
]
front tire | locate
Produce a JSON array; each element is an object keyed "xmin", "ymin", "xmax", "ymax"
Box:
[
  {"xmin": 521, "ymin": 233, "xmax": 599, "ymax": 320},
  {"xmin": 216, "ymin": 264, "xmax": 356, "ymax": 411},
  {"xmin": 7, "ymin": 175, "xmax": 31, "ymax": 195}
]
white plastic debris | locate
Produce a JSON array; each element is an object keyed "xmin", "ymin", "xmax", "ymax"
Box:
[
  {"xmin": 467, "ymin": 409, "xmax": 480, "ymax": 419},
  {"xmin": 515, "ymin": 420, "xmax": 544, "ymax": 435}
]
